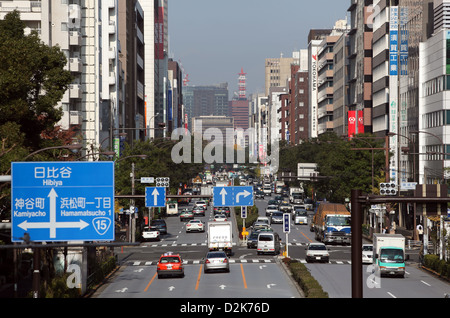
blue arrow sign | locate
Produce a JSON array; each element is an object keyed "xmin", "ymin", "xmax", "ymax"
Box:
[
  {"xmin": 11, "ymin": 162, "xmax": 114, "ymax": 242},
  {"xmin": 213, "ymin": 186, "xmax": 253, "ymax": 207},
  {"xmin": 145, "ymin": 187, "xmax": 166, "ymax": 207}
]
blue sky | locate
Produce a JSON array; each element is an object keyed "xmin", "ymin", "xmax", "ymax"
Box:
[{"xmin": 168, "ymin": 0, "xmax": 349, "ymax": 97}]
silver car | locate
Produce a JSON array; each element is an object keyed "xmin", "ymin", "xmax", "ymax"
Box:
[
  {"xmin": 306, "ymin": 242, "xmax": 329, "ymax": 263},
  {"xmin": 203, "ymin": 251, "xmax": 230, "ymax": 273},
  {"xmin": 270, "ymin": 211, "xmax": 284, "ymax": 224}
]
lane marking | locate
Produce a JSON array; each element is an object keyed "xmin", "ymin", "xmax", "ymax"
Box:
[
  {"xmin": 144, "ymin": 272, "xmax": 157, "ymax": 292},
  {"xmin": 240, "ymin": 264, "xmax": 248, "ymax": 289},
  {"xmin": 195, "ymin": 264, "xmax": 203, "ymax": 291},
  {"xmin": 300, "ymin": 231, "xmax": 313, "ymax": 243}
]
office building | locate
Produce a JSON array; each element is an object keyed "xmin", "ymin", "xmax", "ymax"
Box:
[
  {"xmin": 347, "ymin": 0, "xmax": 373, "ymax": 136},
  {"xmin": 183, "ymin": 84, "xmax": 229, "ymax": 131}
]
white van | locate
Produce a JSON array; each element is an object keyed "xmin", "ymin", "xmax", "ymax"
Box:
[
  {"xmin": 257, "ymin": 232, "xmax": 281, "ymax": 255},
  {"xmin": 166, "ymin": 201, "xmax": 178, "ymax": 216}
]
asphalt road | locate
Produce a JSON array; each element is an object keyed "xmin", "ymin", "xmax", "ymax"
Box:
[{"xmin": 92, "ymin": 194, "xmax": 449, "ymax": 299}]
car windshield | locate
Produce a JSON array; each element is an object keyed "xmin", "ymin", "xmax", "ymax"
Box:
[
  {"xmin": 309, "ymin": 244, "xmax": 326, "ymax": 250},
  {"xmin": 327, "ymin": 216, "xmax": 350, "ymax": 226},
  {"xmin": 362, "ymin": 245, "xmax": 373, "ymax": 251},
  {"xmin": 380, "ymin": 249, "xmax": 404, "ymax": 263},
  {"xmin": 207, "ymin": 252, "xmax": 226, "ymax": 258},
  {"xmin": 259, "ymin": 234, "xmax": 273, "ymax": 241},
  {"xmin": 296, "ymin": 211, "xmax": 307, "ymax": 216},
  {"xmin": 160, "ymin": 257, "xmax": 180, "ymax": 263},
  {"xmin": 272, "ymin": 212, "xmax": 283, "ymax": 217}
]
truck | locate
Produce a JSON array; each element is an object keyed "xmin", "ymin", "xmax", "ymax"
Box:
[
  {"xmin": 207, "ymin": 221, "xmax": 233, "ymax": 255},
  {"xmin": 312, "ymin": 203, "xmax": 351, "ymax": 244},
  {"xmin": 275, "ymin": 181, "xmax": 285, "ymax": 194},
  {"xmin": 373, "ymin": 234, "xmax": 407, "ymax": 278},
  {"xmin": 289, "ymin": 187, "xmax": 304, "ymax": 204}
]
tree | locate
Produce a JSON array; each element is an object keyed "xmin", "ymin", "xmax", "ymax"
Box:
[
  {"xmin": 0, "ymin": 11, "xmax": 74, "ymax": 220},
  {"xmin": 0, "ymin": 11, "xmax": 73, "ymax": 150}
]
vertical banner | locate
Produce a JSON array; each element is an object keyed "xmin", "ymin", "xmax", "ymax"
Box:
[
  {"xmin": 389, "ymin": 6, "xmax": 399, "ymax": 184},
  {"xmin": 155, "ymin": 5, "xmax": 164, "ymax": 60},
  {"xmin": 357, "ymin": 110, "xmax": 364, "ymax": 134},
  {"xmin": 446, "ymin": 30, "xmax": 450, "ymax": 75},
  {"xmin": 348, "ymin": 110, "xmax": 356, "ymax": 138}
]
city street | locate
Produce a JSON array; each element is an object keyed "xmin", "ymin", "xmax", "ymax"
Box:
[{"xmin": 92, "ymin": 195, "xmax": 449, "ymax": 299}]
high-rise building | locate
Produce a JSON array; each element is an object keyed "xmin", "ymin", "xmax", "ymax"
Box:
[
  {"xmin": 118, "ymin": 0, "xmax": 146, "ymax": 143},
  {"xmin": 317, "ymin": 21, "xmax": 349, "ymax": 135},
  {"xmin": 142, "ymin": 0, "xmax": 168, "ymax": 139},
  {"xmin": 183, "ymin": 84, "xmax": 229, "ymax": 131},
  {"xmin": 265, "ymin": 53, "xmax": 299, "ymax": 96},
  {"xmin": 0, "ymin": 1, "xmax": 123, "ymax": 155},
  {"xmin": 347, "ymin": 0, "xmax": 373, "ymax": 136}
]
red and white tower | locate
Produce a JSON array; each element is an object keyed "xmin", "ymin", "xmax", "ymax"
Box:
[{"xmin": 238, "ymin": 67, "xmax": 247, "ymax": 100}]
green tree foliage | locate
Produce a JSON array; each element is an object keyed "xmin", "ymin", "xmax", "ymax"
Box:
[
  {"xmin": 279, "ymin": 132, "xmax": 388, "ymax": 203},
  {"xmin": 0, "ymin": 11, "xmax": 73, "ymax": 150},
  {"xmin": 114, "ymin": 138, "xmax": 204, "ymax": 210},
  {"xmin": 0, "ymin": 11, "xmax": 73, "ymax": 220}
]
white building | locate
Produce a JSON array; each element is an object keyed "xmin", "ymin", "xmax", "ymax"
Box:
[
  {"xmin": 0, "ymin": 0, "xmax": 122, "ymax": 155},
  {"xmin": 418, "ymin": 28, "xmax": 450, "ymax": 183}
]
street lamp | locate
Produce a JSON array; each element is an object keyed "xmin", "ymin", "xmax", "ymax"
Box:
[
  {"xmin": 410, "ymin": 130, "xmax": 444, "ymax": 184},
  {"xmin": 23, "ymin": 144, "xmax": 83, "ymax": 161},
  {"xmin": 387, "ymin": 132, "xmax": 416, "ymax": 183}
]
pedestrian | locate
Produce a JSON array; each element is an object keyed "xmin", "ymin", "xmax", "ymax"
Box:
[{"xmin": 417, "ymin": 224, "xmax": 423, "ymax": 241}]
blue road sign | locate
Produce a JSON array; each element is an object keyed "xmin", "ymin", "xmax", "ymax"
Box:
[
  {"xmin": 145, "ymin": 187, "xmax": 166, "ymax": 207},
  {"xmin": 11, "ymin": 162, "xmax": 114, "ymax": 242},
  {"xmin": 241, "ymin": 206, "xmax": 247, "ymax": 219},
  {"xmin": 283, "ymin": 213, "xmax": 290, "ymax": 233},
  {"xmin": 213, "ymin": 186, "xmax": 253, "ymax": 207}
]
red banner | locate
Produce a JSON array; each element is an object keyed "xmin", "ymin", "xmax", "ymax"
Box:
[
  {"xmin": 155, "ymin": 6, "xmax": 164, "ymax": 60},
  {"xmin": 358, "ymin": 110, "xmax": 364, "ymax": 134},
  {"xmin": 348, "ymin": 111, "xmax": 356, "ymax": 138},
  {"xmin": 348, "ymin": 110, "xmax": 364, "ymax": 138}
]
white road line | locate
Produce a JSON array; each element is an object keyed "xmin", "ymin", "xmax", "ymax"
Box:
[
  {"xmin": 421, "ymin": 280, "xmax": 431, "ymax": 286},
  {"xmin": 387, "ymin": 292, "xmax": 397, "ymax": 298}
]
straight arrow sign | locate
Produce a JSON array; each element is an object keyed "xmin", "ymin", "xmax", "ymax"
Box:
[
  {"xmin": 145, "ymin": 187, "xmax": 166, "ymax": 207},
  {"xmin": 220, "ymin": 188, "xmax": 228, "ymax": 205}
]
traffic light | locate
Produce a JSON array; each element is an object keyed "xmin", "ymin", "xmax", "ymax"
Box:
[
  {"xmin": 379, "ymin": 182, "xmax": 397, "ymax": 195},
  {"xmin": 156, "ymin": 177, "xmax": 170, "ymax": 187}
]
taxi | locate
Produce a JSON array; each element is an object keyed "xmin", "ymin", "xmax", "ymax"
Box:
[{"xmin": 157, "ymin": 252, "xmax": 184, "ymax": 279}]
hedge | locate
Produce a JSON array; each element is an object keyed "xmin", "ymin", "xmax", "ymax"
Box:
[
  {"xmin": 423, "ymin": 254, "xmax": 450, "ymax": 281},
  {"xmin": 282, "ymin": 258, "xmax": 328, "ymax": 298}
]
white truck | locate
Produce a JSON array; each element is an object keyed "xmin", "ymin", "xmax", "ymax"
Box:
[
  {"xmin": 373, "ymin": 234, "xmax": 407, "ymax": 278},
  {"xmin": 289, "ymin": 187, "xmax": 304, "ymax": 204},
  {"xmin": 207, "ymin": 221, "xmax": 233, "ymax": 255},
  {"xmin": 275, "ymin": 181, "xmax": 285, "ymax": 194}
]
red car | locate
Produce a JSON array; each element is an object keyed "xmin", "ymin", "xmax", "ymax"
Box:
[{"xmin": 157, "ymin": 252, "xmax": 184, "ymax": 278}]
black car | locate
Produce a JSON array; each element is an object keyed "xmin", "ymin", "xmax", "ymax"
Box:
[
  {"xmin": 247, "ymin": 231, "xmax": 260, "ymax": 248},
  {"xmin": 255, "ymin": 190, "xmax": 265, "ymax": 199},
  {"xmin": 150, "ymin": 219, "xmax": 167, "ymax": 234}
]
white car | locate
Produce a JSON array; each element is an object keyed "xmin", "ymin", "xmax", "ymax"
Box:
[
  {"xmin": 265, "ymin": 204, "xmax": 279, "ymax": 216},
  {"xmin": 186, "ymin": 219, "xmax": 205, "ymax": 232},
  {"xmin": 195, "ymin": 200, "xmax": 207, "ymax": 209},
  {"xmin": 214, "ymin": 214, "xmax": 227, "ymax": 222},
  {"xmin": 142, "ymin": 226, "xmax": 160, "ymax": 241},
  {"xmin": 362, "ymin": 244, "xmax": 373, "ymax": 264},
  {"xmin": 305, "ymin": 242, "xmax": 329, "ymax": 263}
]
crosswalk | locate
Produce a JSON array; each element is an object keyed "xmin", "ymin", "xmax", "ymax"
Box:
[
  {"xmin": 125, "ymin": 258, "xmax": 352, "ymax": 266},
  {"xmin": 140, "ymin": 242, "xmax": 324, "ymax": 248}
]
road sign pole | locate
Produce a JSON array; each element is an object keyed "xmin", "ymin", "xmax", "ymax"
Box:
[{"xmin": 32, "ymin": 244, "xmax": 40, "ymax": 298}]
